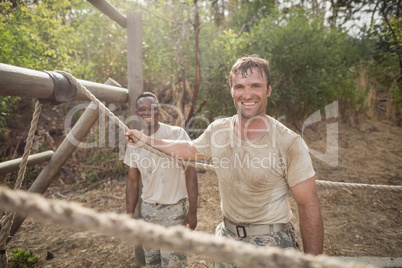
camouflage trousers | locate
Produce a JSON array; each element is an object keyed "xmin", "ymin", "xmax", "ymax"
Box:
[
  {"xmin": 214, "ymin": 220, "xmax": 300, "ymax": 268},
  {"xmin": 141, "ymin": 199, "xmax": 187, "ymax": 268}
]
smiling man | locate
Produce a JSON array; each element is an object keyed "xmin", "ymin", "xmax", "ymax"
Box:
[
  {"xmin": 124, "ymin": 92, "xmax": 198, "ymax": 268},
  {"xmin": 125, "ymin": 56, "xmax": 323, "ymax": 267}
]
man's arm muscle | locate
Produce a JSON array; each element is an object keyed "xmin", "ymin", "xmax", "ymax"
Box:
[
  {"xmin": 126, "ymin": 167, "xmax": 140, "ymax": 216},
  {"xmin": 291, "ymin": 176, "xmax": 324, "ymax": 255}
]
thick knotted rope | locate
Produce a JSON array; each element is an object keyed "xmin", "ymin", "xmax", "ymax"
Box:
[
  {"xmin": 0, "ymin": 100, "xmax": 42, "ymax": 267},
  {"xmin": 0, "ymin": 186, "xmax": 376, "ymax": 268},
  {"xmin": 57, "ymin": 71, "xmax": 402, "ymax": 193}
]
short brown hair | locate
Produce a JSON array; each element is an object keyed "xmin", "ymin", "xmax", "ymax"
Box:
[{"xmin": 229, "ymin": 55, "xmax": 271, "ymax": 88}]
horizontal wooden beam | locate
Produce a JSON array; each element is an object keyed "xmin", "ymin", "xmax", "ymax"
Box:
[
  {"xmin": 0, "ymin": 63, "xmax": 128, "ymax": 103},
  {"xmin": 87, "ymin": 0, "xmax": 127, "ymax": 28},
  {"xmin": 0, "ymin": 150, "xmax": 54, "ymax": 175}
]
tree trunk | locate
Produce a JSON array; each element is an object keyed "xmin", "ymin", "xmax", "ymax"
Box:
[{"xmin": 186, "ymin": 0, "xmax": 201, "ymax": 130}]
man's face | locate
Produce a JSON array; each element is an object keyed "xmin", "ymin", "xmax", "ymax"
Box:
[
  {"xmin": 136, "ymin": 96, "xmax": 159, "ymax": 130},
  {"xmin": 231, "ymin": 68, "xmax": 272, "ymax": 120}
]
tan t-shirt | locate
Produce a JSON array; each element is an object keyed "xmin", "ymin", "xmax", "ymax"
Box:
[
  {"xmin": 194, "ymin": 115, "xmax": 315, "ymax": 224},
  {"xmin": 124, "ymin": 123, "xmax": 191, "ymax": 204}
]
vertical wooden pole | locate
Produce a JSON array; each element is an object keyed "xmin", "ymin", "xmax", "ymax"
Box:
[
  {"xmin": 127, "ymin": 12, "xmax": 143, "ymax": 130},
  {"xmin": 127, "ymin": 12, "xmax": 145, "ymax": 267}
]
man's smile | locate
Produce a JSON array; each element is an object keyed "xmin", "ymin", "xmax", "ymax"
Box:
[
  {"xmin": 241, "ymin": 101, "xmax": 257, "ymax": 107},
  {"xmin": 143, "ymin": 117, "xmax": 153, "ymax": 123}
]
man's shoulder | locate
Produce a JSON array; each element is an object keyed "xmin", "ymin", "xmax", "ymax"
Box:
[
  {"xmin": 160, "ymin": 122, "xmax": 184, "ymax": 131},
  {"xmin": 269, "ymin": 117, "xmax": 298, "ymax": 138},
  {"xmin": 268, "ymin": 117, "xmax": 301, "ymax": 148},
  {"xmin": 209, "ymin": 116, "xmax": 234, "ymax": 128}
]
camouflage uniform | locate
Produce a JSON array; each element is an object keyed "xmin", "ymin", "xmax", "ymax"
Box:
[
  {"xmin": 214, "ymin": 220, "xmax": 300, "ymax": 268},
  {"xmin": 141, "ymin": 199, "xmax": 187, "ymax": 268}
]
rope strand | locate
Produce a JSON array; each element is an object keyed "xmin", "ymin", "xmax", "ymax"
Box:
[
  {"xmin": 0, "ymin": 186, "xmax": 375, "ymax": 268},
  {"xmin": 0, "ymin": 100, "xmax": 42, "ymax": 267}
]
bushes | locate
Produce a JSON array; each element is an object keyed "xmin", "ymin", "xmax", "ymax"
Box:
[{"xmin": 201, "ymin": 9, "xmax": 376, "ymax": 122}]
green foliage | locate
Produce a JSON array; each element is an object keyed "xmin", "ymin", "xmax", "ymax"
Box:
[
  {"xmin": 0, "ymin": 0, "xmax": 132, "ymax": 131},
  {"xmin": 200, "ymin": 8, "xmax": 376, "ymax": 121},
  {"xmin": 196, "ymin": 28, "xmax": 238, "ymax": 121},
  {"xmin": 0, "ymin": 1, "xmax": 90, "ymax": 133},
  {"xmin": 0, "ymin": 0, "xmax": 86, "ymax": 71},
  {"xmin": 74, "ymin": 0, "xmax": 136, "ymax": 85},
  {"xmin": 1, "ymin": 0, "xmax": 398, "ymax": 132},
  {"xmin": 371, "ymin": 12, "xmax": 401, "ymax": 91},
  {"xmin": 141, "ymin": 0, "xmax": 196, "ymax": 93},
  {"xmin": 0, "ymin": 0, "xmax": 131, "ymax": 84},
  {"xmin": 226, "ymin": 0, "xmax": 275, "ymax": 32},
  {"xmin": 0, "ymin": 96, "xmax": 20, "ymax": 132},
  {"xmin": 362, "ymin": 5, "xmax": 402, "ymax": 116},
  {"xmin": 252, "ymin": 10, "xmax": 357, "ymax": 118},
  {"xmin": 9, "ymin": 248, "xmax": 39, "ymax": 268}
]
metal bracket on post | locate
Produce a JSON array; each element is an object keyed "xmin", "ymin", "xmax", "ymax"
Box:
[{"xmin": 43, "ymin": 71, "xmax": 77, "ymax": 103}]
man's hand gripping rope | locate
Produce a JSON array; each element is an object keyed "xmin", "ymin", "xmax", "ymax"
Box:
[{"xmin": 125, "ymin": 129, "xmax": 146, "ymax": 147}]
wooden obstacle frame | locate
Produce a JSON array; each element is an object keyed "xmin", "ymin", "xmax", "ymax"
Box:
[
  {"xmin": 0, "ymin": 0, "xmax": 146, "ymax": 265},
  {"xmin": 0, "ymin": 1, "xmax": 401, "ymax": 267}
]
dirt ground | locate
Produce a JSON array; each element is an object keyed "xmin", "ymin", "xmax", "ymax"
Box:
[{"xmin": 2, "ymin": 117, "xmax": 402, "ymax": 267}]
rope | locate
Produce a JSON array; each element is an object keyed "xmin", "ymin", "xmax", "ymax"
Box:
[
  {"xmin": 0, "ymin": 186, "xmax": 375, "ymax": 268},
  {"xmin": 56, "ymin": 71, "xmax": 402, "ymax": 193},
  {"xmin": 0, "ymin": 100, "xmax": 42, "ymax": 267},
  {"xmin": 316, "ymin": 180, "xmax": 402, "ymax": 192},
  {"xmin": 56, "ymin": 71, "xmax": 215, "ymax": 172}
]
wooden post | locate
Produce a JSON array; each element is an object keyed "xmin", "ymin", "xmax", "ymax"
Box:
[
  {"xmin": 127, "ymin": 11, "xmax": 145, "ymax": 267},
  {"xmin": 0, "ymin": 150, "xmax": 54, "ymax": 175},
  {"xmin": 9, "ymin": 79, "xmax": 118, "ymax": 237},
  {"xmin": 127, "ymin": 12, "xmax": 143, "ymax": 130}
]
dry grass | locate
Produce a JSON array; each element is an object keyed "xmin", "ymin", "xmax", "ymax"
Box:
[{"xmin": 4, "ymin": 119, "xmax": 402, "ymax": 267}]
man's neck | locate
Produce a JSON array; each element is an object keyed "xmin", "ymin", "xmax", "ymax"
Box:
[{"xmin": 235, "ymin": 114, "xmax": 270, "ymax": 141}]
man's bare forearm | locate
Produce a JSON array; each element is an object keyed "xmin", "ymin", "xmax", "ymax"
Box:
[
  {"xmin": 299, "ymin": 203, "xmax": 324, "ymax": 255},
  {"xmin": 126, "ymin": 168, "xmax": 140, "ymax": 216},
  {"xmin": 185, "ymin": 166, "xmax": 198, "ymax": 230}
]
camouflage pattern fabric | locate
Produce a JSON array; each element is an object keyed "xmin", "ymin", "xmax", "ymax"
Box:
[
  {"xmin": 141, "ymin": 199, "xmax": 187, "ymax": 268},
  {"xmin": 214, "ymin": 221, "xmax": 300, "ymax": 268}
]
